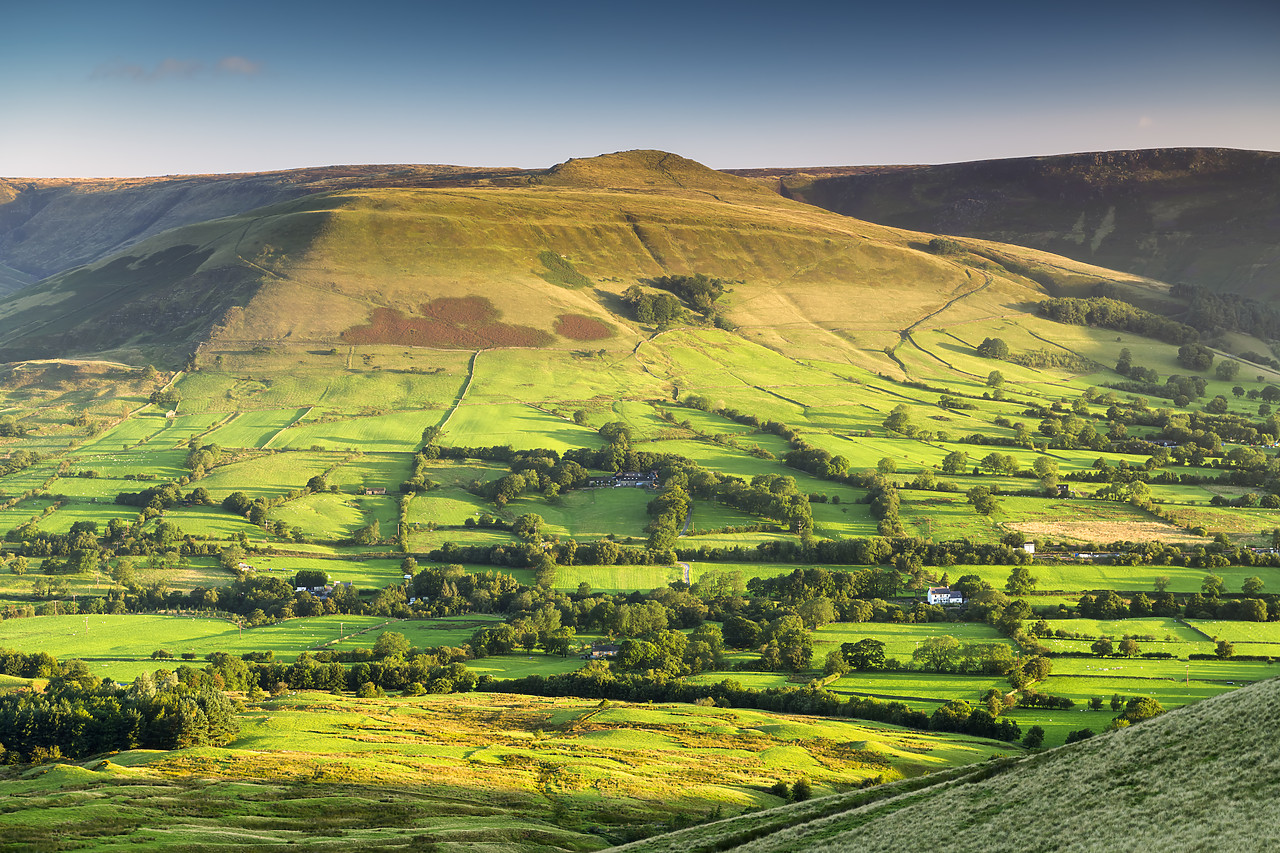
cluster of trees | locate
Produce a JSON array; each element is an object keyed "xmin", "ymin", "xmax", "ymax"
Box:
[
  {"xmin": 0, "ymin": 657, "xmax": 237, "ymax": 763},
  {"xmin": 927, "ymin": 237, "xmax": 964, "ymax": 254},
  {"xmin": 1038, "ymin": 297, "xmax": 1198, "ymax": 345},
  {"xmin": 1177, "ymin": 343, "xmax": 1216, "ymax": 372},
  {"xmin": 220, "ymin": 487, "xmax": 328, "ymax": 544},
  {"xmin": 867, "ymin": 477, "xmax": 902, "ymax": 536},
  {"xmin": 622, "ymin": 285, "xmax": 685, "ymax": 325},
  {"xmin": 1172, "ymin": 283, "xmax": 1280, "ymax": 340},
  {"xmin": 0, "ymin": 448, "xmax": 40, "ymax": 476},
  {"xmin": 648, "ymin": 274, "xmax": 730, "ymax": 314},
  {"xmin": 183, "ymin": 442, "xmax": 225, "ymax": 475},
  {"xmin": 976, "ymin": 337, "xmax": 1010, "ymax": 359},
  {"xmin": 1071, "ymin": 586, "xmax": 1277, "ymax": 622}
]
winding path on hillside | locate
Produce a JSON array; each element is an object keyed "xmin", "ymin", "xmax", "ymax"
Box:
[
  {"xmin": 904, "ymin": 272, "xmax": 994, "ymax": 335},
  {"xmin": 885, "ymin": 272, "xmax": 994, "ymax": 379},
  {"xmin": 902, "ymin": 331, "xmax": 983, "ymax": 378}
]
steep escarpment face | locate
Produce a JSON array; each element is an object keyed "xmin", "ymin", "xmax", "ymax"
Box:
[{"xmin": 770, "ymin": 148, "xmax": 1280, "ymax": 298}]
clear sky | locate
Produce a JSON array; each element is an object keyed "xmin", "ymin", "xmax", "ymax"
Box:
[{"xmin": 3, "ymin": 0, "xmax": 1277, "ymax": 176}]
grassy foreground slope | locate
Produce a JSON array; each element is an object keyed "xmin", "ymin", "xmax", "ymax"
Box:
[
  {"xmin": 612, "ymin": 675, "xmax": 1280, "ymax": 853},
  {"xmin": 0, "ymin": 691, "xmax": 1008, "ymax": 852}
]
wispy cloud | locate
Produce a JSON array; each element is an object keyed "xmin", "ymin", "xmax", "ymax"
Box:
[
  {"xmin": 93, "ymin": 56, "xmax": 262, "ymax": 82},
  {"xmin": 216, "ymin": 56, "xmax": 262, "ymax": 76}
]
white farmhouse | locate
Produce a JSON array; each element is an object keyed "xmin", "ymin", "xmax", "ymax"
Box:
[{"xmin": 927, "ymin": 586, "xmax": 965, "ymax": 606}]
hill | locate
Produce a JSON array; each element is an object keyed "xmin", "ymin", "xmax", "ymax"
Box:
[
  {"xmin": 0, "ymin": 150, "xmax": 1158, "ymax": 366},
  {"xmin": 611, "ymin": 674, "xmax": 1280, "ymax": 852},
  {"xmin": 735, "ymin": 148, "xmax": 1280, "ymax": 298},
  {"xmin": 0, "ymin": 164, "xmax": 528, "ymax": 288}
]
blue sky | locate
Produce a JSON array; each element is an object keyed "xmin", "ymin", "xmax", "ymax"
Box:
[{"xmin": 2, "ymin": 0, "xmax": 1277, "ymax": 176}]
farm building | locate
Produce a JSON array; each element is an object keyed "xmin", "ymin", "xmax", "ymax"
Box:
[
  {"xmin": 585, "ymin": 643, "xmax": 620, "ymax": 659},
  {"xmin": 927, "ymin": 587, "xmax": 965, "ymax": 606},
  {"xmin": 587, "ymin": 471, "xmax": 659, "ymax": 489}
]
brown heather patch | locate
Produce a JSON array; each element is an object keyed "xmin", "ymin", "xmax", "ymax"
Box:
[
  {"xmin": 554, "ymin": 313, "xmax": 614, "ymax": 341},
  {"xmin": 342, "ymin": 296, "xmax": 552, "ymax": 348},
  {"xmin": 421, "ymin": 295, "xmax": 499, "ymax": 324}
]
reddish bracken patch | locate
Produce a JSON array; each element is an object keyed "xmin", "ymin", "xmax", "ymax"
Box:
[
  {"xmin": 421, "ymin": 295, "xmax": 499, "ymax": 325},
  {"xmin": 554, "ymin": 313, "xmax": 614, "ymax": 341},
  {"xmin": 342, "ymin": 296, "xmax": 552, "ymax": 348}
]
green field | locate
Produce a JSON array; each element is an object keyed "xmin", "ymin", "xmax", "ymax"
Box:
[
  {"xmin": 205, "ymin": 408, "xmax": 309, "ymax": 448},
  {"xmin": 445, "ymin": 403, "xmax": 603, "ymax": 452},
  {"xmin": 0, "ymin": 614, "xmax": 489, "ymax": 680},
  {"xmin": 197, "ymin": 451, "xmax": 341, "ymax": 500},
  {"xmin": 269, "ymin": 409, "xmax": 441, "ymax": 452}
]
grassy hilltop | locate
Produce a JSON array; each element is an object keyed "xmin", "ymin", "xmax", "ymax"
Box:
[{"xmin": 0, "ymin": 150, "xmax": 1156, "ymax": 366}]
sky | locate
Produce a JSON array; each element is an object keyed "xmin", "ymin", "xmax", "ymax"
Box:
[{"xmin": 2, "ymin": 0, "xmax": 1278, "ymax": 176}]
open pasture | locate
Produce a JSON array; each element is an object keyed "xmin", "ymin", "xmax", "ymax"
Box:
[
  {"xmin": 154, "ymin": 411, "xmax": 232, "ymax": 446},
  {"xmin": 606, "ymin": 399, "xmax": 680, "ymax": 440},
  {"xmin": 445, "ymin": 402, "xmax": 602, "ymax": 452},
  {"xmin": 898, "ymin": 491, "xmax": 999, "ymax": 542},
  {"xmin": 507, "ymin": 486, "xmax": 652, "ymax": 540},
  {"xmin": 197, "ymin": 451, "xmax": 340, "ymax": 501},
  {"xmin": 240, "ymin": 554, "xmax": 406, "ymax": 588},
  {"xmin": 64, "ymin": 448, "xmax": 189, "ymax": 479},
  {"xmin": 683, "ymin": 499, "xmax": 768, "ymax": 533},
  {"xmin": 552, "ymin": 563, "xmax": 683, "ymax": 592},
  {"xmin": 70, "ymin": 410, "xmax": 172, "ymax": 452},
  {"xmin": 654, "ymin": 404, "xmax": 758, "ymax": 436},
  {"xmin": 404, "ymin": 488, "xmax": 496, "ymax": 527},
  {"xmin": 948, "ymin": 561, "xmax": 1280, "ymax": 595},
  {"xmin": 36, "ymin": 502, "xmax": 141, "ymax": 534},
  {"xmin": 1034, "ymin": 617, "xmax": 1203, "ymax": 642},
  {"xmin": 1045, "ymin": 655, "xmax": 1280, "ymax": 684},
  {"xmin": 0, "ymin": 463, "xmax": 60, "ymax": 496},
  {"xmin": 1162, "ymin": 503, "xmax": 1279, "ymax": 546},
  {"xmin": 465, "ymin": 347, "xmax": 661, "ymax": 405},
  {"xmin": 1190, "ymin": 620, "xmax": 1280, "ymax": 645},
  {"xmin": 0, "ymin": 497, "xmax": 58, "ymax": 531},
  {"xmin": 813, "ymin": 622, "xmax": 1013, "ymax": 661},
  {"xmin": 468, "ymin": 653, "xmax": 588, "ymax": 680},
  {"xmin": 326, "ymin": 451, "xmax": 411, "ymax": 492},
  {"xmin": 43, "ymin": 473, "xmax": 131, "ymax": 500},
  {"xmin": 269, "ymin": 492, "xmax": 367, "ymax": 539},
  {"xmin": 205, "ymin": 408, "xmax": 309, "ymax": 448},
  {"xmin": 269, "ymin": 409, "xmax": 441, "ymax": 452},
  {"xmin": 0, "ymin": 614, "xmax": 404, "ymax": 679},
  {"xmin": 656, "ymin": 438, "xmax": 860, "ymax": 500},
  {"xmin": 163, "ymin": 504, "xmax": 260, "ymax": 539},
  {"xmin": 809, "ymin": 500, "xmax": 880, "ymax": 538},
  {"xmin": 828, "ymin": 671, "xmax": 1012, "ymax": 705}
]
